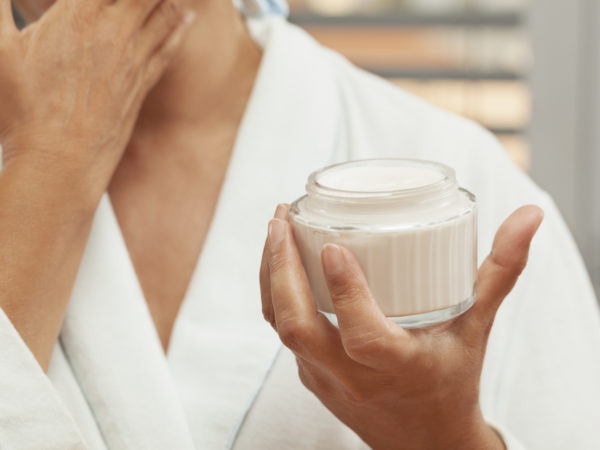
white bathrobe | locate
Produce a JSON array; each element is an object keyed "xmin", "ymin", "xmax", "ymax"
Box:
[{"xmin": 1, "ymin": 15, "xmax": 599, "ymax": 450}]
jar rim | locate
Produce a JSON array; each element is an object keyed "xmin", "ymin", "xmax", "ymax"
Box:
[{"xmin": 307, "ymin": 158, "xmax": 456, "ymax": 201}]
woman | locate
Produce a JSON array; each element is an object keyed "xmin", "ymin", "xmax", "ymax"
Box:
[{"xmin": 0, "ymin": 0, "xmax": 599, "ymax": 449}]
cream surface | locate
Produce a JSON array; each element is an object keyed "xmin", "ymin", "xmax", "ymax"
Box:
[{"xmin": 317, "ymin": 165, "xmax": 445, "ymax": 193}]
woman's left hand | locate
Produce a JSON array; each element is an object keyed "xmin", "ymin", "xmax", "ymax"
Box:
[{"xmin": 259, "ymin": 203, "xmax": 543, "ymax": 450}]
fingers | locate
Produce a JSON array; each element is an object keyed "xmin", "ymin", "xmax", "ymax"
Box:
[
  {"xmin": 260, "ymin": 204, "xmax": 289, "ymax": 330},
  {"xmin": 116, "ymin": 0, "xmax": 172, "ymax": 29},
  {"xmin": 322, "ymin": 244, "xmax": 412, "ymax": 370},
  {"xmin": 267, "ymin": 212, "xmax": 347, "ymax": 367},
  {"xmin": 260, "ymin": 238, "xmax": 275, "ymax": 328},
  {"xmin": 127, "ymin": 9, "xmax": 191, "ymax": 115},
  {"xmin": 267, "ymin": 216, "xmax": 327, "ymax": 354},
  {"xmin": 0, "ymin": 0, "xmax": 16, "ymax": 34},
  {"xmin": 458, "ymin": 205, "xmax": 544, "ymax": 341},
  {"xmin": 140, "ymin": 10, "xmax": 193, "ymax": 89},
  {"xmin": 265, "ymin": 205, "xmax": 377, "ymax": 389},
  {"xmin": 136, "ymin": 0, "xmax": 191, "ymax": 60}
]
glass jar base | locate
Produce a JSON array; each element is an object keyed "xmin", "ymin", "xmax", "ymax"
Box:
[{"xmin": 321, "ymin": 294, "xmax": 476, "ymax": 329}]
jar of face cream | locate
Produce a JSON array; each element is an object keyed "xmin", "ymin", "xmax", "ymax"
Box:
[{"xmin": 289, "ymin": 159, "xmax": 477, "ymax": 328}]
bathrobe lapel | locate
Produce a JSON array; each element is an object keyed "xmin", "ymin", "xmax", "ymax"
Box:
[
  {"xmin": 59, "ymin": 195, "xmax": 197, "ymax": 450},
  {"xmin": 166, "ymin": 17, "xmax": 342, "ymax": 449},
  {"xmin": 0, "ymin": 188, "xmax": 197, "ymax": 450},
  {"xmin": 0, "ymin": 306, "xmax": 88, "ymax": 449}
]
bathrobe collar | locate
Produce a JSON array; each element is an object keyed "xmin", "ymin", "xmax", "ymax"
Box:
[{"xmin": 55, "ymin": 16, "xmax": 340, "ymax": 449}]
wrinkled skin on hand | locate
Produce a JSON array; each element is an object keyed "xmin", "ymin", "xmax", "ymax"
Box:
[
  {"xmin": 0, "ymin": 0, "xmax": 192, "ymax": 196},
  {"xmin": 260, "ymin": 203, "xmax": 543, "ymax": 450}
]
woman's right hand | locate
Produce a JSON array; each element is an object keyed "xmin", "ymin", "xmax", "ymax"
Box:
[
  {"xmin": 0, "ymin": 0, "xmax": 193, "ymax": 203},
  {"xmin": 0, "ymin": 0, "xmax": 193, "ymax": 370}
]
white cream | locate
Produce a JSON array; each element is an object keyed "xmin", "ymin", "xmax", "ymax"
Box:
[
  {"xmin": 290, "ymin": 159, "xmax": 477, "ymax": 328},
  {"xmin": 317, "ymin": 165, "xmax": 445, "ymax": 192}
]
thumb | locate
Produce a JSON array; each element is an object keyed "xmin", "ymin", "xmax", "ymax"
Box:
[{"xmin": 460, "ymin": 205, "xmax": 544, "ymax": 339}]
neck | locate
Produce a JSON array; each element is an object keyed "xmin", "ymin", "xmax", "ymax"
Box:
[{"xmin": 134, "ymin": 1, "xmax": 262, "ymax": 134}]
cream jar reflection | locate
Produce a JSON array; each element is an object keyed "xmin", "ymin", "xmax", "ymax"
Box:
[{"xmin": 289, "ymin": 159, "xmax": 477, "ymax": 328}]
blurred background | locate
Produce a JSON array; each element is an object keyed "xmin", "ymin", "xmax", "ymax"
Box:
[{"xmin": 288, "ymin": 0, "xmax": 600, "ymax": 298}]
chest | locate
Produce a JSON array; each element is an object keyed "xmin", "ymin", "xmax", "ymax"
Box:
[{"xmin": 108, "ymin": 129, "xmax": 234, "ymax": 350}]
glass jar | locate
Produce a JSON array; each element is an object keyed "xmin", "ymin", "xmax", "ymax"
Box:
[{"xmin": 289, "ymin": 158, "xmax": 477, "ymax": 328}]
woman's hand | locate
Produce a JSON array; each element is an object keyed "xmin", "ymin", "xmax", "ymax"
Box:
[
  {"xmin": 260, "ymin": 204, "xmax": 544, "ymax": 450},
  {"xmin": 0, "ymin": 0, "xmax": 193, "ymax": 202},
  {"xmin": 0, "ymin": 0, "xmax": 193, "ymax": 370}
]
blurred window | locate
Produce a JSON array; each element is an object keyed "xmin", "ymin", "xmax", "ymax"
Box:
[{"xmin": 289, "ymin": 0, "xmax": 531, "ymax": 170}]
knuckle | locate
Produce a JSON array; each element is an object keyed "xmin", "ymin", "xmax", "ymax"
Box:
[
  {"xmin": 326, "ymin": 271, "xmax": 348, "ymax": 291},
  {"xmin": 514, "ymin": 255, "xmax": 529, "ymax": 275},
  {"xmin": 297, "ymin": 364, "xmax": 312, "ymax": 390},
  {"xmin": 489, "ymin": 249, "xmax": 528, "ymax": 278},
  {"xmin": 268, "ymin": 251, "xmax": 290, "ymax": 275},
  {"xmin": 261, "ymin": 305, "xmax": 276, "ymax": 329},
  {"xmin": 330, "ymin": 283, "xmax": 364, "ymax": 306},
  {"xmin": 502, "ymin": 260, "xmax": 526, "ymax": 280},
  {"xmin": 278, "ymin": 320, "xmax": 312, "ymax": 352},
  {"xmin": 344, "ymin": 332, "xmax": 388, "ymax": 361}
]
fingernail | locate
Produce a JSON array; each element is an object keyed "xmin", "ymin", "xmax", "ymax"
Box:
[
  {"xmin": 184, "ymin": 11, "xmax": 196, "ymax": 25},
  {"xmin": 533, "ymin": 207, "xmax": 545, "ymax": 230},
  {"xmin": 269, "ymin": 219, "xmax": 286, "ymax": 247},
  {"xmin": 322, "ymin": 244, "xmax": 345, "ymax": 275},
  {"xmin": 274, "ymin": 204, "xmax": 288, "ymax": 220},
  {"xmin": 523, "ymin": 205, "xmax": 544, "ymax": 231}
]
